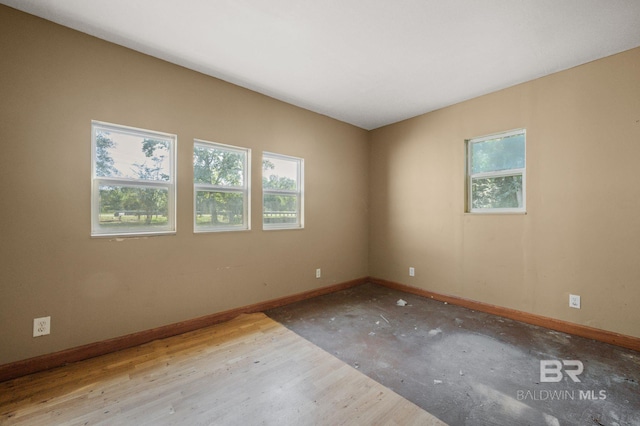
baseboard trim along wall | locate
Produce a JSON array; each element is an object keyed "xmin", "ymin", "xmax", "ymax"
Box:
[
  {"xmin": 369, "ymin": 277, "xmax": 640, "ymax": 353},
  {"xmin": 0, "ymin": 277, "xmax": 367, "ymax": 383},
  {"xmin": 3, "ymin": 276, "xmax": 638, "ymax": 383}
]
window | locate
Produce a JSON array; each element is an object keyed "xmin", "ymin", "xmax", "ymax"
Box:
[
  {"xmin": 91, "ymin": 121, "xmax": 176, "ymax": 236},
  {"xmin": 193, "ymin": 140, "xmax": 250, "ymax": 232},
  {"xmin": 467, "ymin": 129, "xmax": 526, "ymax": 213},
  {"xmin": 262, "ymin": 152, "xmax": 304, "ymax": 229}
]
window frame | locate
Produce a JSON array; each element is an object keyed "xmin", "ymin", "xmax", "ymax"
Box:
[
  {"xmin": 262, "ymin": 152, "xmax": 304, "ymax": 230},
  {"xmin": 466, "ymin": 128, "xmax": 526, "ymax": 214},
  {"xmin": 193, "ymin": 139, "xmax": 251, "ymax": 233},
  {"xmin": 91, "ymin": 120, "xmax": 177, "ymax": 237}
]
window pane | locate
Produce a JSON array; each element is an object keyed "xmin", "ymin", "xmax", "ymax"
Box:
[
  {"xmin": 98, "ymin": 185, "xmax": 169, "ymax": 229},
  {"xmin": 193, "ymin": 145, "xmax": 245, "ymax": 187},
  {"xmin": 195, "ymin": 191, "xmax": 245, "ymax": 227},
  {"xmin": 263, "ymin": 157, "xmax": 298, "ymax": 191},
  {"xmin": 471, "ymin": 133, "xmax": 525, "ymax": 174},
  {"xmin": 263, "ymin": 194, "xmax": 298, "ymax": 225},
  {"xmin": 95, "ymin": 130, "xmax": 171, "ymax": 181},
  {"xmin": 471, "ymin": 175, "xmax": 523, "ymax": 209},
  {"xmin": 92, "ymin": 121, "xmax": 176, "ymax": 237},
  {"xmin": 262, "ymin": 152, "xmax": 303, "ymax": 229}
]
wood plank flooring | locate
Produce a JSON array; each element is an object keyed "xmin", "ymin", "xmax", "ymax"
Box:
[{"xmin": 0, "ymin": 313, "xmax": 445, "ymax": 425}]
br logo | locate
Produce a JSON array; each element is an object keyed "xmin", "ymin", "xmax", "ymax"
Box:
[{"xmin": 540, "ymin": 360, "xmax": 583, "ymax": 382}]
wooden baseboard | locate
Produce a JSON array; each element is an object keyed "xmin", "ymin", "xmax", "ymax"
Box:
[
  {"xmin": 5, "ymin": 275, "xmax": 636, "ymax": 383},
  {"xmin": 0, "ymin": 277, "xmax": 367, "ymax": 383},
  {"xmin": 369, "ymin": 277, "xmax": 640, "ymax": 353}
]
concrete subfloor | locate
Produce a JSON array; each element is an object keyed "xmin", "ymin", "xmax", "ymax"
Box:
[{"xmin": 266, "ymin": 283, "xmax": 640, "ymax": 426}]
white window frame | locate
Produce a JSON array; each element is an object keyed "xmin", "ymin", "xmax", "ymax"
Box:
[
  {"xmin": 91, "ymin": 121, "xmax": 177, "ymax": 237},
  {"xmin": 262, "ymin": 152, "xmax": 304, "ymax": 230},
  {"xmin": 467, "ymin": 129, "xmax": 526, "ymax": 214},
  {"xmin": 193, "ymin": 140, "xmax": 251, "ymax": 233}
]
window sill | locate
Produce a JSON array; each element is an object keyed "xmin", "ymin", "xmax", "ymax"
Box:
[
  {"xmin": 91, "ymin": 231, "xmax": 176, "ymax": 239},
  {"xmin": 465, "ymin": 211, "xmax": 527, "ymax": 215}
]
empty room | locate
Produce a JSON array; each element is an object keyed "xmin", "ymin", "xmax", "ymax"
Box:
[{"xmin": 1, "ymin": 1, "xmax": 639, "ymax": 425}]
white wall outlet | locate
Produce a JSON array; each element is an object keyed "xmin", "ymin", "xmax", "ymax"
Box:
[
  {"xmin": 409, "ymin": 267, "xmax": 415, "ymax": 277},
  {"xmin": 569, "ymin": 294, "xmax": 581, "ymax": 309},
  {"xmin": 316, "ymin": 268, "xmax": 321, "ymax": 279},
  {"xmin": 33, "ymin": 316, "xmax": 51, "ymax": 337}
]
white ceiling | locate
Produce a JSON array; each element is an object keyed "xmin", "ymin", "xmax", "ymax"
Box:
[{"xmin": 3, "ymin": 1, "xmax": 640, "ymax": 130}]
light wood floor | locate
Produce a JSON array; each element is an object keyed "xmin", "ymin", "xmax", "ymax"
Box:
[{"xmin": 0, "ymin": 313, "xmax": 445, "ymax": 425}]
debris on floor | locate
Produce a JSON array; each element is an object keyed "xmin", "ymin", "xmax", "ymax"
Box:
[
  {"xmin": 265, "ymin": 282, "xmax": 640, "ymax": 425},
  {"xmin": 397, "ymin": 299, "xmax": 408, "ymax": 306},
  {"xmin": 380, "ymin": 314, "xmax": 390, "ymax": 323}
]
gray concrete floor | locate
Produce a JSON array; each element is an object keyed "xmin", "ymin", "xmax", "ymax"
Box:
[{"xmin": 266, "ymin": 283, "xmax": 640, "ymax": 426}]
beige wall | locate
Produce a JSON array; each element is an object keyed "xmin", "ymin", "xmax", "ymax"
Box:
[
  {"xmin": 2, "ymin": 5, "xmax": 639, "ymax": 367},
  {"xmin": 0, "ymin": 6, "xmax": 369, "ymax": 365},
  {"xmin": 370, "ymin": 47, "xmax": 640, "ymax": 339}
]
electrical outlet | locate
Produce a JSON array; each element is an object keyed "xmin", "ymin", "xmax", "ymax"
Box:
[
  {"xmin": 569, "ymin": 294, "xmax": 581, "ymax": 309},
  {"xmin": 33, "ymin": 316, "xmax": 51, "ymax": 337},
  {"xmin": 316, "ymin": 268, "xmax": 321, "ymax": 279},
  {"xmin": 409, "ymin": 267, "xmax": 415, "ymax": 277}
]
